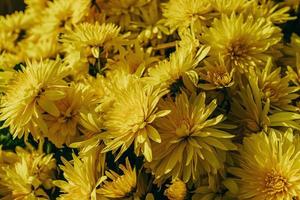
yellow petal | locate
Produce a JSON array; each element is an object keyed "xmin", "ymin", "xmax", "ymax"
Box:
[
  {"xmin": 146, "ymin": 125, "xmax": 161, "ymax": 143},
  {"xmin": 38, "ymin": 97, "xmax": 60, "ymax": 117}
]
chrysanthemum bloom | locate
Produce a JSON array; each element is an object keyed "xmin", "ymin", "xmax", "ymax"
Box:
[
  {"xmin": 30, "ymin": 0, "xmax": 91, "ymax": 39},
  {"xmin": 97, "ymin": 0, "xmax": 151, "ymax": 28},
  {"xmin": 102, "ymin": 77, "xmax": 170, "ymax": 162},
  {"xmin": 257, "ymin": 58, "xmax": 299, "ymax": 111},
  {"xmin": 231, "ymin": 69, "xmax": 300, "ymax": 133},
  {"xmin": 246, "ymin": 0, "xmax": 295, "ymax": 24},
  {"xmin": 54, "ymin": 147, "xmax": 106, "ymax": 200},
  {"xmin": 97, "ymin": 158, "xmax": 137, "ymax": 199},
  {"xmin": 202, "ymin": 14, "xmax": 281, "ymax": 73},
  {"xmin": 43, "ymin": 84, "xmax": 98, "ymax": 147},
  {"xmin": 229, "ymin": 129, "xmax": 300, "ymax": 199},
  {"xmin": 198, "ymin": 56, "xmax": 235, "ymax": 90},
  {"xmin": 161, "ymin": 0, "xmax": 214, "ymax": 33},
  {"xmin": 164, "ymin": 179, "xmax": 187, "ymax": 200},
  {"xmin": 0, "ymin": 11, "xmax": 33, "ymax": 68},
  {"xmin": 146, "ymin": 91, "xmax": 236, "ymax": 184},
  {"xmin": 62, "ymin": 22, "xmax": 122, "ymax": 75},
  {"xmin": 0, "ymin": 145, "xmax": 56, "ymax": 199},
  {"xmin": 0, "ymin": 59, "xmax": 68, "ymax": 139},
  {"xmin": 148, "ymin": 32, "xmax": 210, "ymax": 87},
  {"xmin": 209, "ymin": 0, "xmax": 252, "ymax": 15}
]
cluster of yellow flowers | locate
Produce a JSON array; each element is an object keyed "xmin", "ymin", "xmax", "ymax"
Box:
[{"xmin": 0, "ymin": 0, "xmax": 300, "ymax": 199}]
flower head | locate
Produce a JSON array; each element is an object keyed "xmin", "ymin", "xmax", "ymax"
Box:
[
  {"xmin": 146, "ymin": 91, "xmax": 236, "ymax": 184},
  {"xmin": 43, "ymin": 83, "xmax": 98, "ymax": 147},
  {"xmin": 198, "ymin": 56, "xmax": 235, "ymax": 90},
  {"xmin": 202, "ymin": 14, "xmax": 281, "ymax": 73},
  {"xmin": 102, "ymin": 77, "xmax": 170, "ymax": 162},
  {"xmin": 161, "ymin": 0, "xmax": 214, "ymax": 33},
  {"xmin": 229, "ymin": 129, "xmax": 300, "ymax": 199},
  {"xmin": 148, "ymin": 31, "xmax": 210, "ymax": 87},
  {"xmin": 0, "ymin": 59, "xmax": 68, "ymax": 140}
]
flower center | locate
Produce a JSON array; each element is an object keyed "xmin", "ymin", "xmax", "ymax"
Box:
[
  {"xmin": 227, "ymin": 39, "xmax": 249, "ymax": 64},
  {"xmin": 264, "ymin": 170, "xmax": 289, "ymax": 196},
  {"xmin": 207, "ymin": 71, "xmax": 232, "ymax": 87}
]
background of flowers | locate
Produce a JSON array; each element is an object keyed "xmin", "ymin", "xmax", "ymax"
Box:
[{"xmin": 1, "ymin": 1, "xmax": 299, "ymax": 199}]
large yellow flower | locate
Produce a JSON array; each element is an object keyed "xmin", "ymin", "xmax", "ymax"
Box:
[
  {"xmin": 102, "ymin": 77, "xmax": 170, "ymax": 162},
  {"xmin": 202, "ymin": 14, "xmax": 281, "ymax": 73},
  {"xmin": 229, "ymin": 129, "xmax": 300, "ymax": 199},
  {"xmin": 146, "ymin": 91, "xmax": 236, "ymax": 184},
  {"xmin": 0, "ymin": 59, "xmax": 68, "ymax": 140}
]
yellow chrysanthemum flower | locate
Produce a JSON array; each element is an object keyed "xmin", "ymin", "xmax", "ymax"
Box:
[
  {"xmin": 97, "ymin": 158, "xmax": 137, "ymax": 199},
  {"xmin": 256, "ymin": 58, "xmax": 299, "ymax": 111},
  {"xmin": 146, "ymin": 91, "xmax": 236, "ymax": 184},
  {"xmin": 164, "ymin": 179, "xmax": 187, "ymax": 200},
  {"xmin": 0, "ymin": 145, "xmax": 56, "ymax": 200},
  {"xmin": 247, "ymin": 0, "xmax": 295, "ymax": 24},
  {"xmin": 148, "ymin": 31, "xmax": 210, "ymax": 87},
  {"xmin": 231, "ymin": 69, "xmax": 300, "ymax": 133},
  {"xmin": 198, "ymin": 56, "xmax": 235, "ymax": 90},
  {"xmin": 54, "ymin": 147, "xmax": 106, "ymax": 200},
  {"xmin": 209, "ymin": 0, "xmax": 252, "ymax": 15},
  {"xmin": 43, "ymin": 84, "xmax": 98, "ymax": 147},
  {"xmin": 229, "ymin": 129, "xmax": 300, "ymax": 199},
  {"xmin": 202, "ymin": 14, "xmax": 281, "ymax": 73},
  {"xmin": 97, "ymin": 0, "xmax": 151, "ymax": 29},
  {"xmin": 161, "ymin": 0, "xmax": 214, "ymax": 33},
  {"xmin": 30, "ymin": 0, "xmax": 91, "ymax": 39},
  {"xmin": 62, "ymin": 22, "xmax": 122, "ymax": 75},
  {"xmin": 21, "ymin": 37, "xmax": 60, "ymax": 60},
  {"xmin": 102, "ymin": 77, "xmax": 170, "ymax": 162},
  {"xmin": 0, "ymin": 59, "xmax": 68, "ymax": 140}
]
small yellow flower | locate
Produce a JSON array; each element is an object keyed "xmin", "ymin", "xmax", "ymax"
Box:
[
  {"xmin": 97, "ymin": 158, "xmax": 137, "ymax": 198},
  {"xmin": 164, "ymin": 179, "xmax": 187, "ymax": 200},
  {"xmin": 257, "ymin": 58, "xmax": 299, "ymax": 111},
  {"xmin": 198, "ymin": 56, "xmax": 235, "ymax": 90}
]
